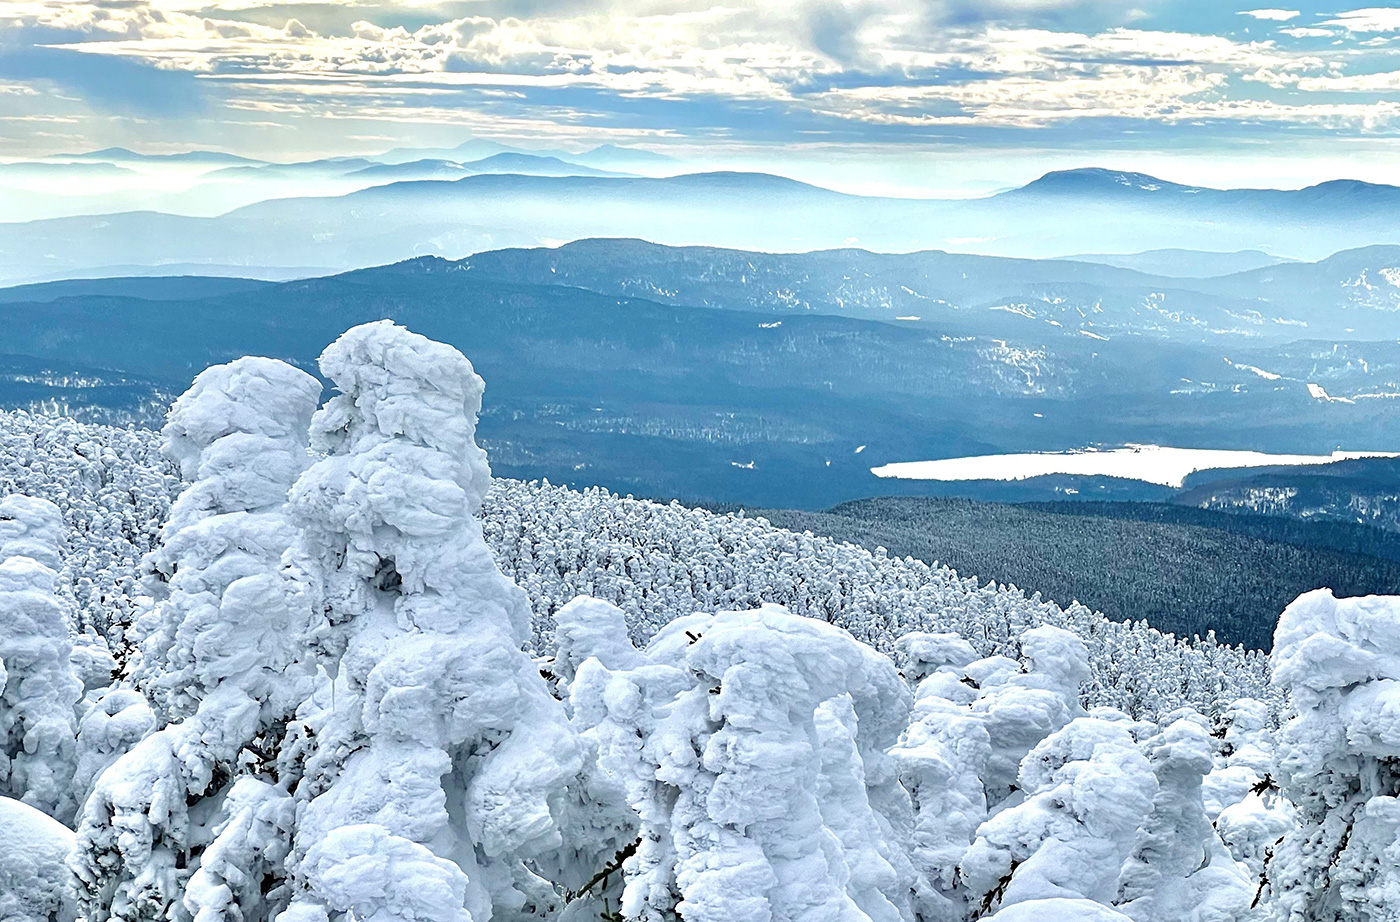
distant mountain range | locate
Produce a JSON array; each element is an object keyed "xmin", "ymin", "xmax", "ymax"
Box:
[
  {"xmin": 1, "ymin": 139, "xmax": 681, "ymax": 224},
  {"xmin": 4, "ymin": 165, "xmax": 1400, "ymax": 281},
  {"xmin": 1063, "ymin": 249, "xmax": 1295, "ymax": 278},
  {"xmin": 0, "ymin": 242, "xmax": 1395, "ymax": 507},
  {"xmin": 430, "ymin": 237, "xmax": 1400, "ymax": 342},
  {"xmin": 52, "ymin": 147, "xmax": 264, "ymax": 166}
]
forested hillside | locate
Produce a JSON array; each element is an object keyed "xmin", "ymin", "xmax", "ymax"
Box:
[
  {"xmin": 2, "ymin": 252, "xmax": 1397, "ymax": 509},
  {"xmin": 753, "ymin": 497, "xmax": 1400, "ymax": 649}
]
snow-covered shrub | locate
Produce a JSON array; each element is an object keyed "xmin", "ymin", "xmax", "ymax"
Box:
[
  {"xmin": 0, "ymin": 794, "xmax": 77, "ymax": 922},
  {"xmin": 962, "ymin": 713, "xmax": 1157, "ymax": 914},
  {"xmin": 889, "ymin": 624, "xmax": 1091, "ymax": 920},
  {"xmin": 1115, "ymin": 718, "xmax": 1252, "ymax": 922},
  {"xmin": 73, "ymin": 356, "xmax": 320, "ymax": 922},
  {"xmin": 893, "ymin": 631, "xmax": 979, "ymax": 685},
  {"xmin": 0, "ymin": 496, "xmax": 81, "ymax": 823},
  {"xmin": 280, "ymin": 321, "xmax": 581, "ymax": 922},
  {"xmin": 0, "ymin": 493, "xmax": 65, "ymax": 568},
  {"xmin": 571, "ymin": 602, "xmax": 913, "ymax": 922},
  {"xmin": 1204, "ymin": 699, "xmax": 1290, "ymax": 883},
  {"xmin": 70, "ymin": 688, "xmax": 155, "ymax": 813},
  {"xmin": 1268, "ymin": 589, "xmax": 1400, "ymax": 921}
]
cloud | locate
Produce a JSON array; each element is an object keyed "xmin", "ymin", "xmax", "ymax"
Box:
[
  {"xmin": 1238, "ymin": 9, "xmax": 1300, "ymax": 21},
  {"xmin": 0, "ymin": 41, "xmax": 206, "ymax": 114},
  {"xmin": 1320, "ymin": 8, "xmax": 1400, "ymax": 32},
  {"xmin": 3, "ymin": 0, "xmax": 1400, "ymax": 157}
]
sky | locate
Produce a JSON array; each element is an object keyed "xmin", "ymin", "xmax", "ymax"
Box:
[{"xmin": 3, "ymin": 1, "xmax": 1400, "ymax": 193}]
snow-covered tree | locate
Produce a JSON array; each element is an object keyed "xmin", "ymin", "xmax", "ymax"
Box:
[
  {"xmin": 0, "ymin": 794, "xmax": 78, "ymax": 922},
  {"xmin": 539, "ymin": 597, "xmax": 650, "ymax": 921},
  {"xmin": 1204, "ymin": 699, "xmax": 1290, "ymax": 884},
  {"xmin": 1115, "ymin": 717, "xmax": 1252, "ymax": 922},
  {"xmin": 889, "ymin": 666, "xmax": 990, "ymax": 921},
  {"xmin": 280, "ymin": 320, "xmax": 581, "ymax": 922},
  {"xmin": 576, "ymin": 602, "xmax": 913, "ymax": 922},
  {"xmin": 960, "ymin": 716, "xmax": 1157, "ymax": 915},
  {"xmin": 0, "ymin": 493, "xmax": 65, "ymax": 568},
  {"xmin": 129, "ymin": 355, "xmax": 322, "ymax": 718},
  {"xmin": 894, "ymin": 632, "xmax": 979, "ymax": 686},
  {"xmin": 70, "ymin": 688, "xmax": 155, "ymax": 816},
  {"xmin": 0, "ymin": 408, "xmax": 179, "ymax": 655},
  {"xmin": 1268, "ymin": 589, "xmax": 1400, "ymax": 921},
  {"xmin": 888, "ymin": 624, "xmax": 1095, "ymax": 920},
  {"xmin": 73, "ymin": 356, "xmax": 321, "ymax": 922},
  {"xmin": 0, "ymin": 495, "xmax": 81, "ymax": 823}
]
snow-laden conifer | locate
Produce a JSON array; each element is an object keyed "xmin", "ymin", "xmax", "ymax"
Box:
[
  {"xmin": 960, "ymin": 716, "xmax": 1157, "ymax": 914},
  {"xmin": 1268, "ymin": 589, "xmax": 1400, "ymax": 921},
  {"xmin": 280, "ymin": 321, "xmax": 581, "ymax": 922},
  {"xmin": 0, "ymin": 495, "xmax": 81, "ymax": 823},
  {"xmin": 73, "ymin": 356, "xmax": 320, "ymax": 922},
  {"xmin": 1203, "ymin": 699, "xmax": 1290, "ymax": 883},
  {"xmin": 1115, "ymin": 717, "xmax": 1252, "ymax": 922},
  {"xmin": 574, "ymin": 602, "xmax": 913, "ymax": 922}
]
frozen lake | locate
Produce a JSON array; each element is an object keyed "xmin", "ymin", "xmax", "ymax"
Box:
[{"xmin": 870, "ymin": 444, "xmax": 1398, "ymax": 489}]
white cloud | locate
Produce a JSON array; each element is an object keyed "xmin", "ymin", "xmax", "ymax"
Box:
[
  {"xmin": 1296, "ymin": 69, "xmax": 1400, "ymax": 90},
  {"xmin": 1238, "ymin": 9, "xmax": 1301, "ymax": 21},
  {"xmin": 6, "ymin": 0, "xmax": 1400, "ymax": 154},
  {"xmin": 1320, "ymin": 8, "xmax": 1400, "ymax": 32}
]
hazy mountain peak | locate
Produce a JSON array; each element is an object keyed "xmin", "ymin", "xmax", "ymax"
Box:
[
  {"xmin": 1011, "ymin": 167, "xmax": 1198, "ymax": 196},
  {"xmin": 54, "ymin": 148, "xmax": 263, "ymax": 165},
  {"xmin": 460, "ymin": 152, "xmax": 628, "ymax": 177}
]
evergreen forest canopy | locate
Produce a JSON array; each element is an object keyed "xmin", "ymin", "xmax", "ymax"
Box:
[{"xmin": 1, "ymin": 320, "xmax": 1397, "ymax": 922}]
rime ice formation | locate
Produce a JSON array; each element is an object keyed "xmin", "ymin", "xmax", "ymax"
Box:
[
  {"xmin": 0, "ymin": 794, "xmax": 78, "ymax": 922},
  {"xmin": 570, "ymin": 603, "xmax": 912, "ymax": 922},
  {"xmin": 74, "ymin": 357, "xmax": 321, "ymax": 921},
  {"xmin": 0, "ymin": 495, "xmax": 81, "ymax": 823},
  {"xmin": 1269, "ymin": 590, "xmax": 1400, "ymax": 922},
  {"xmin": 280, "ymin": 321, "xmax": 581, "ymax": 922},
  {"xmin": 1115, "ymin": 719, "xmax": 1251, "ymax": 922}
]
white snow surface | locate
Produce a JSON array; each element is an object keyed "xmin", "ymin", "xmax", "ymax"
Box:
[
  {"xmin": 0, "ymin": 794, "xmax": 77, "ymax": 922},
  {"xmin": 871, "ymin": 444, "xmax": 1396, "ymax": 488}
]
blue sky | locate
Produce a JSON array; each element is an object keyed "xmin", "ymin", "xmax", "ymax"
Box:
[{"xmin": 3, "ymin": 1, "xmax": 1400, "ymax": 192}]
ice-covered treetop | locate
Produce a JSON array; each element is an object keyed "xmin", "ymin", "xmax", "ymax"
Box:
[
  {"xmin": 0, "ymin": 495, "xmax": 64, "ymax": 571},
  {"xmin": 1273, "ymin": 588, "xmax": 1400, "ymax": 707},
  {"xmin": 311, "ymin": 319, "xmax": 491, "ymax": 511},
  {"xmin": 162, "ymin": 356, "xmax": 320, "ymax": 478},
  {"xmin": 157, "ymin": 356, "xmax": 321, "ymax": 539}
]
